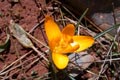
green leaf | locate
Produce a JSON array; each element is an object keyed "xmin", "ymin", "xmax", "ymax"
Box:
[
  {"xmin": 94, "ymin": 24, "xmax": 120, "ymax": 39},
  {"xmin": 76, "ymin": 8, "xmax": 89, "ymax": 28},
  {"xmin": 0, "ymin": 34, "xmax": 10, "ymax": 52}
]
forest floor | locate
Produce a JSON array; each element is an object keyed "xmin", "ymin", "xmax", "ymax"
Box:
[{"xmin": 0, "ymin": 0, "xmax": 120, "ymax": 80}]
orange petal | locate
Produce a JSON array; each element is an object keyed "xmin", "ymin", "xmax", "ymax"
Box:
[
  {"xmin": 52, "ymin": 53, "xmax": 69, "ymax": 69},
  {"xmin": 53, "ymin": 43, "xmax": 79, "ymax": 54},
  {"xmin": 62, "ymin": 24, "xmax": 75, "ymax": 36},
  {"xmin": 44, "ymin": 15, "xmax": 61, "ymax": 50},
  {"xmin": 73, "ymin": 36, "xmax": 94, "ymax": 52},
  {"xmin": 61, "ymin": 44, "xmax": 79, "ymax": 54}
]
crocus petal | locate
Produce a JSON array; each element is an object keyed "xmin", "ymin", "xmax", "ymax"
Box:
[
  {"xmin": 62, "ymin": 24, "xmax": 75, "ymax": 36},
  {"xmin": 60, "ymin": 43, "xmax": 79, "ymax": 54},
  {"xmin": 52, "ymin": 53, "xmax": 69, "ymax": 69},
  {"xmin": 44, "ymin": 15, "xmax": 61, "ymax": 50},
  {"xmin": 73, "ymin": 36, "xmax": 94, "ymax": 52}
]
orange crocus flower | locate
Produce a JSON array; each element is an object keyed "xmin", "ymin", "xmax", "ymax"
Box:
[{"xmin": 44, "ymin": 15, "xmax": 94, "ymax": 69}]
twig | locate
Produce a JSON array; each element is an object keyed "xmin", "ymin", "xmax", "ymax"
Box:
[
  {"xmin": 78, "ymin": 57, "xmax": 120, "ymax": 63},
  {"xmin": 1, "ymin": 69, "xmax": 20, "ymax": 80},
  {"xmin": 25, "ymin": 57, "xmax": 40, "ymax": 72},
  {"xmin": 0, "ymin": 55, "xmax": 41, "ymax": 76},
  {"xmin": 59, "ymin": 8, "xmax": 65, "ymax": 27},
  {"xmin": 29, "ymin": 18, "xmax": 45, "ymax": 33},
  {"xmin": 31, "ymin": 46, "xmax": 49, "ymax": 62},
  {"xmin": 61, "ymin": 4, "xmax": 78, "ymax": 20},
  {"xmin": 26, "ymin": 32, "xmax": 49, "ymax": 49},
  {"xmin": 28, "ymin": 12, "xmax": 54, "ymax": 33},
  {"xmin": 95, "ymin": 28, "xmax": 119, "ymax": 80},
  {"xmin": 0, "ymin": 50, "xmax": 33, "ymax": 75}
]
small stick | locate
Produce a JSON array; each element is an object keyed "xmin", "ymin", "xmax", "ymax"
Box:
[
  {"xmin": 31, "ymin": 46, "xmax": 49, "ymax": 63},
  {"xmin": 0, "ymin": 50, "xmax": 33, "ymax": 75}
]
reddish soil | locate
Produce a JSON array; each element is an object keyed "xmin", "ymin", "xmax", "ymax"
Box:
[{"xmin": 0, "ymin": 0, "xmax": 48, "ymax": 79}]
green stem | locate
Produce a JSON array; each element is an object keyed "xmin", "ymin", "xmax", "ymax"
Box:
[
  {"xmin": 94, "ymin": 24, "xmax": 120, "ymax": 39},
  {"xmin": 76, "ymin": 8, "xmax": 89, "ymax": 28}
]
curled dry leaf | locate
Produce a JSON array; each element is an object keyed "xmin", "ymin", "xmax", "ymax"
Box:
[
  {"xmin": 9, "ymin": 20, "xmax": 49, "ymax": 62},
  {"xmin": 9, "ymin": 20, "xmax": 34, "ymax": 48},
  {"xmin": 0, "ymin": 34, "xmax": 10, "ymax": 52}
]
